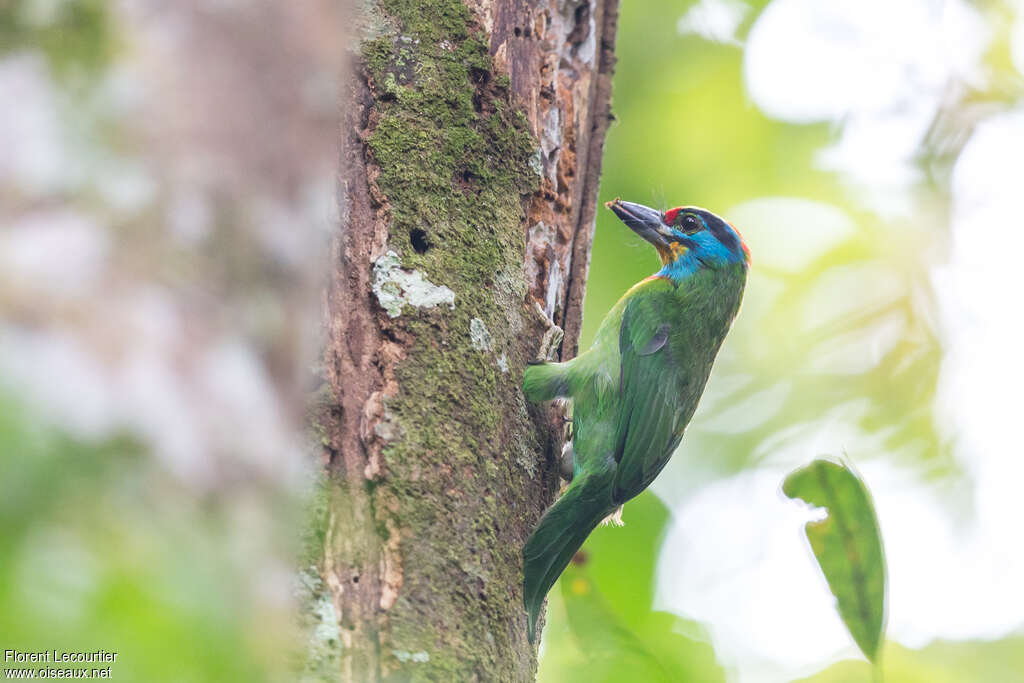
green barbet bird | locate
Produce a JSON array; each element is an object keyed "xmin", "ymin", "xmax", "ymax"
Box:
[{"xmin": 522, "ymin": 199, "xmax": 750, "ymax": 642}]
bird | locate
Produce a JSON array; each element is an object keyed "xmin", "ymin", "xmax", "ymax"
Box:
[{"xmin": 521, "ymin": 199, "xmax": 750, "ymax": 642}]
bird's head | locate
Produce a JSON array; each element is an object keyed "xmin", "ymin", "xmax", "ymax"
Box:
[{"xmin": 606, "ymin": 199, "xmax": 750, "ymax": 277}]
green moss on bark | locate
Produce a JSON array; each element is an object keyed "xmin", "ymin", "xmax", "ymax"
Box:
[{"xmin": 357, "ymin": 0, "xmax": 546, "ymax": 679}]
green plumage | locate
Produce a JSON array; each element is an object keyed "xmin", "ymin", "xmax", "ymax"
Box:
[{"xmin": 521, "ymin": 200, "xmax": 748, "ymax": 642}]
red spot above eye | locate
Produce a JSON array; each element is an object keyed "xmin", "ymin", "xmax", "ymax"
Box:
[
  {"xmin": 663, "ymin": 207, "xmax": 683, "ymax": 225},
  {"xmin": 728, "ymin": 221, "xmax": 752, "ymax": 264}
]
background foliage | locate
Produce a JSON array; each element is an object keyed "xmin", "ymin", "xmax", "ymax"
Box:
[
  {"xmin": 541, "ymin": 0, "xmax": 1024, "ymax": 680},
  {"xmin": 2, "ymin": 0, "xmax": 1024, "ymax": 681}
]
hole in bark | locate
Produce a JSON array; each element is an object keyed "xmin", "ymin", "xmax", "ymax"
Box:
[
  {"xmin": 410, "ymin": 228, "xmax": 430, "ymax": 253},
  {"xmin": 459, "ymin": 169, "xmax": 476, "ymax": 187},
  {"xmin": 514, "ymin": 27, "xmax": 522, "ymax": 37},
  {"xmin": 469, "ymin": 67, "xmax": 492, "ymax": 113},
  {"xmin": 469, "ymin": 66, "xmax": 490, "ymax": 86},
  {"xmin": 352, "ymin": 575, "xmax": 360, "ymax": 584}
]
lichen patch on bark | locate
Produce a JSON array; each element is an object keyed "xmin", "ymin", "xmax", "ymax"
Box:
[
  {"xmin": 470, "ymin": 317, "xmax": 493, "ymax": 351},
  {"xmin": 372, "ymin": 250, "xmax": 456, "ymax": 318}
]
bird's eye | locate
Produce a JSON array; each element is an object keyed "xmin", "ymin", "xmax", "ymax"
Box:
[{"xmin": 681, "ymin": 214, "xmax": 701, "ymax": 234}]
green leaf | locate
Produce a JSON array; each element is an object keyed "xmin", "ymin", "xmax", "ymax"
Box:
[
  {"xmin": 538, "ymin": 493, "xmax": 725, "ymax": 683},
  {"xmin": 795, "ymin": 637, "xmax": 1024, "ymax": 683},
  {"xmin": 554, "ymin": 560, "xmax": 725, "ymax": 683},
  {"xmin": 783, "ymin": 459, "xmax": 887, "ymax": 663}
]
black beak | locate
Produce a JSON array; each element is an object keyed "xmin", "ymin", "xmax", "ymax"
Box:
[{"xmin": 606, "ymin": 199, "xmax": 672, "ymax": 250}]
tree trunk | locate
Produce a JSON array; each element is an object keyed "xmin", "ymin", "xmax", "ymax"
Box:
[{"xmin": 316, "ymin": 0, "xmax": 618, "ymax": 679}]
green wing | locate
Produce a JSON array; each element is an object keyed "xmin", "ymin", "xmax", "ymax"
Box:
[{"xmin": 611, "ymin": 278, "xmax": 686, "ymax": 503}]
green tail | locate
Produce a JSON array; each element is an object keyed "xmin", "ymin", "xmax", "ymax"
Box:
[
  {"xmin": 523, "ymin": 473, "xmax": 613, "ymax": 642},
  {"xmin": 522, "ymin": 361, "xmax": 570, "ymax": 402}
]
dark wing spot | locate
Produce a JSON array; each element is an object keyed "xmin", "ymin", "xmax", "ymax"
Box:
[{"xmin": 639, "ymin": 324, "xmax": 670, "ymax": 355}]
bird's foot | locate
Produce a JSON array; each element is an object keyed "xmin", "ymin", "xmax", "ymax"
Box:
[
  {"xmin": 553, "ymin": 400, "xmax": 573, "ymax": 435},
  {"xmin": 559, "ymin": 440, "xmax": 575, "ymax": 481},
  {"xmin": 600, "ymin": 506, "xmax": 625, "ymax": 527},
  {"xmin": 532, "ymin": 301, "xmax": 564, "ymax": 362}
]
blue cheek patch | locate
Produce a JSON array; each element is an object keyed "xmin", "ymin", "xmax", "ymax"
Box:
[
  {"xmin": 695, "ymin": 231, "xmax": 743, "ymax": 264},
  {"xmin": 656, "ymin": 230, "xmax": 746, "ymax": 282}
]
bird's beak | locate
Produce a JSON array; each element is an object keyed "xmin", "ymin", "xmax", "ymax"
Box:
[{"xmin": 605, "ymin": 199, "xmax": 675, "ymax": 261}]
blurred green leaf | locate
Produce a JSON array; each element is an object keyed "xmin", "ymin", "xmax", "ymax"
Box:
[
  {"xmin": 558, "ymin": 563, "xmax": 724, "ymax": 683},
  {"xmin": 784, "ymin": 459, "xmax": 886, "ymax": 663},
  {"xmin": 578, "ymin": 491, "xmax": 668, "ymax": 628},
  {"xmin": 796, "ymin": 637, "xmax": 1024, "ymax": 683},
  {"xmin": 538, "ymin": 493, "xmax": 724, "ymax": 683}
]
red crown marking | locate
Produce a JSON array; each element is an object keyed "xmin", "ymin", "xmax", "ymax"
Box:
[{"xmin": 663, "ymin": 207, "xmax": 683, "ymax": 225}]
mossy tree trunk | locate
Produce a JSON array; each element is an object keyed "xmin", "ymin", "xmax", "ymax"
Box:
[{"xmin": 319, "ymin": 0, "xmax": 618, "ymax": 679}]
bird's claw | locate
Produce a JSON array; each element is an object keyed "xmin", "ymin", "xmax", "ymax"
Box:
[
  {"xmin": 532, "ymin": 301, "xmax": 563, "ymax": 362},
  {"xmin": 559, "ymin": 441, "xmax": 575, "ymax": 481},
  {"xmin": 600, "ymin": 506, "xmax": 625, "ymax": 527}
]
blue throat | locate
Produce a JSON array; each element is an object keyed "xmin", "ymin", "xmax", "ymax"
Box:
[
  {"xmin": 656, "ymin": 250, "xmax": 703, "ymax": 283},
  {"xmin": 656, "ymin": 232, "xmax": 747, "ymax": 284}
]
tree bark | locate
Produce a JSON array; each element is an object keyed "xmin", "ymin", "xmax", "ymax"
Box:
[{"xmin": 316, "ymin": 0, "xmax": 618, "ymax": 679}]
